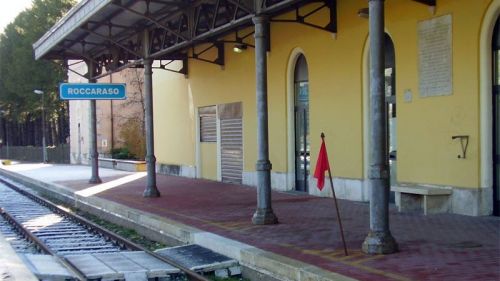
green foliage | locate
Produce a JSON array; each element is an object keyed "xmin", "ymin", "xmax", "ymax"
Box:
[
  {"xmin": 111, "ymin": 147, "xmax": 136, "ymax": 160},
  {"xmin": 119, "ymin": 118, "xmax": 146, "ymax": 160},
  {"xmin": 0, "ymin": 0, "xmax": 75, "ymax": 123}
]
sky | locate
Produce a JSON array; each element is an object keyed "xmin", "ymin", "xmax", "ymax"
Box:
[{"xmin": 0, "ymin": 0, "xmax": 33, "ymax": 33}]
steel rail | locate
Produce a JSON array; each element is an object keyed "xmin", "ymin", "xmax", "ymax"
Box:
[
  {"xmin": 0, "ymin": 177, "xmax": 211, "ymax": 281},
  {"xmin": 0, "ymin": 208, "xmax": 87, "ymax": 281}
]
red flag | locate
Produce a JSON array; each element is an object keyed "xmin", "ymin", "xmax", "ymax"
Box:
[{"xmin": 313, "ymin": 138, "xmax": 330, "ymax": 191}]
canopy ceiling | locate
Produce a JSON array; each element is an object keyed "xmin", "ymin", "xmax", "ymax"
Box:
[
  {"xmin": 33, "ymin": 0, "xmax": 435, "ymax": 77},
  {"xmin": 34, "ymin": 0, "xmax": 327, "ymax": 75}
]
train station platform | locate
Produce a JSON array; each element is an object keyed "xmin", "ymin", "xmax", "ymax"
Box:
[{"xmin": 0, "ymin": 163, "xmax": 499, "ymax": 281}]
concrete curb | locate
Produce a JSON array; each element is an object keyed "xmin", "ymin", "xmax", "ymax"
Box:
[{"xmin": 0, "ymin": 168, "xmax": 356, "ymax": 281}]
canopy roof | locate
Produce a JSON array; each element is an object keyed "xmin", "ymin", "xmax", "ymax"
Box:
[
  {"xmin": 34, "ymin": 0, "xmax": 322, "ymax": 74},
  {"xmin": 33, "ymin": 0, "xmax": 434, "ymax": 77}
]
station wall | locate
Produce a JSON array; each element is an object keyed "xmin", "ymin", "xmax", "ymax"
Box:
[{"xmin": 151, "ymin": 0, "xmax": 497, "ymax": 215}]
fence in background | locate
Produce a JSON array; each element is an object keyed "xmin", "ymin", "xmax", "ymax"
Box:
[{"xmin": 0, "ymin": 144, "xmax": 70, "ymax": 164}]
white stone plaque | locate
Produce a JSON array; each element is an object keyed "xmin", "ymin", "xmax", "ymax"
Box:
[{"xmin": 418, "ymin": 14, "xmax": 452, "ymax": 97}]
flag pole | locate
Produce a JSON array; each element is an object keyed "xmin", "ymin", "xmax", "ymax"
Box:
[{"xmin": 321, "ymin": 132, "xmax": 348, "ymax": 256}]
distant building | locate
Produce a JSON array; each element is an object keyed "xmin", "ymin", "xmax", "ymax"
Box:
[{"xmin": 68, "ymin": 62, "xmax": 145, "ymax": 164}]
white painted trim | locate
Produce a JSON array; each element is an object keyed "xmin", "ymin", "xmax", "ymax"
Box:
[
  {"xmin": 180, "ymin": 165, "xmax": 197, "ymax": 178},
  {"xmin": 242, "ymin": 171, "xmax": 298, "ymax": 192},
  {"xmin": 242, "ymin": 171, "xmax": 256, "ymax": 187},
  {"xmin": 480, "ymin": 0, "xmax": 500, "ymax": 189},
  {"xmin": 451, "ymin": 187, "xmax": 492, "ymax": 216},
  {"xmin": 286, "ymin": 47, "xmax": 306, "ymax": 192},
  {"xmin": 309, "ymin": 177, "xmax": 366, "ymax": 201}
]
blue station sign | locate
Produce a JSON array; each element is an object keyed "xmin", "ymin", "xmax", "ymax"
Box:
[{"xmin": 59, "ymin": 83, "xmax": 127, "ymax": 100}]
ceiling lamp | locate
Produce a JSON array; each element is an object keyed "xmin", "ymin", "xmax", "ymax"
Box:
[{"xmin": 233, "ymin": 44, "xmax": 248, "ymax": 53}]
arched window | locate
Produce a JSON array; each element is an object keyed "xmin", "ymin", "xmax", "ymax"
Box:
[{"xmin": 294, "ymin": 54, "xmax": 310, "ymax": 192}]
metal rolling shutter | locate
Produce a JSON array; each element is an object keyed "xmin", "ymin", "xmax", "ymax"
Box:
[
  {"xmin": 200, "ymin": 115, "xmax": 216, "ymax": 142},
  {"xmin": 199, "ymin": 106, "xmax": 216, "ymax": 142},
  {"xmin": 218, "ymin": 102, "xmax": 243, "ymax": 184},
  {"xmin": 220, "ymin": 118, "xmax": 243, "ymax": 184}
]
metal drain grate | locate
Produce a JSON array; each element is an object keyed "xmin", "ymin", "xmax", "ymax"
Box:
[{"xmin": 156, "ymin": 245, "xmax": 241, "ymax": 278}]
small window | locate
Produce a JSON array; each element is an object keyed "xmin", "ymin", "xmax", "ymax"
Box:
[{"xmin": 199, "ymin": 106, "xmax": 216, "ymax": 142}]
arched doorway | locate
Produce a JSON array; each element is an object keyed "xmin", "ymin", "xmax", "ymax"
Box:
[
  {"xmin": 294, "ymin": 54, "xmax": 310, "ymax": 192},
  {"xmin": 492, "ymin": 16, "xmax": 500, "ymax": 215},
  {"xmin": 384, "ymin": 34, "xmax": 397, "ymax": 202}
]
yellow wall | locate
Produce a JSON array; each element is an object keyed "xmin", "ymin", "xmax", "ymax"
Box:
[
  {"xmin": 384, "ymin": 0, "xmax": 491, "ymax": 188},
  {"xmin": 153, "ymin": 64, "xmax": 195, "ymax": 167},
  {"xmin": 189, "ymin": 38, "xmax": 258, "ymax": 172},
  {"xmin": 187, "ymin": 2, "xmax": 369, "ymax": 178},
  {"xmin": 200, "ymin": 143, "xmax": 217, "ymax": 180},
  {"xmin": 153, "ymin": 0, "xmax": 494, "ymax": 189}
]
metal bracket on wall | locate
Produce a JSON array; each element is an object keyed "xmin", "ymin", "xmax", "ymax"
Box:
[
  {"xmin": 153, "ymin": 57, "xmax": 189, "ymax": 76},
  {"xmin": 270, "ymin": 0, "xmax": 337, "ymax": 34},
  {"xmin": 63, "ymin": 60, "xmax": 88, "ymax": 79},
  {"xmin": 190, "ymin": 42, "xmax": 225, "ymax": 67},
  {"xmin": 411, "ymin": 0, "xmax": 436, "ymax": 15},
  {"xmin": 412, "ymin": 0, "xmax": 436, "ymax": 7},
  {"xmin": 235, "ymin": 29, "xmax": 255, "ymax": 46},
  {"xmin": 219, "ymin": 29, "xmax": 255, "ymax": 49},
  {"xmin": 452, "ymin": 135, "xmax": 469, "ymax": 159}
]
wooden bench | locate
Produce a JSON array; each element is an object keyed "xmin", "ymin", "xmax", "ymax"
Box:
[{"xmin": 392, "ymin": 185, "xmax": 452, "ymax": 215}]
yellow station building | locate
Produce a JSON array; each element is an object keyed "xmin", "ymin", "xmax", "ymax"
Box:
[
  {"xmin": 37, "ymin": 0, "xmax": 500, "ymax": 220},
  {"xmin": 148, "ymin": 0, "xmax": 500, "ymax": 217}
]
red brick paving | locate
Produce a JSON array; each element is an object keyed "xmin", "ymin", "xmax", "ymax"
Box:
[{"xmin": 61, "ymin": 174, "xmax": 500, "ymax": 281}]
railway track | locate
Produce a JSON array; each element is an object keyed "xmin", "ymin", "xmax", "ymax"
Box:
[
  {"xmin": 0, "ymin": 214, "xmax": 38, "ymax": 254},
  {"xmin": 0, "ymin": 177, "xmax": 212, "ymax": 281}
]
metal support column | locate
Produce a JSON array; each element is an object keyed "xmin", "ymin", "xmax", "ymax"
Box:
[
  {"xmin": 142, "ymin": 30, "xmax": 160, "ymax": 198},
  {"xmin": 362, "ymin": 0, "xmax": 398, "ymax": 254},
  {"xmin": 87, "ymin": 61, "xmax": 102, "ymax": 184},
  {"xmin": 251, "ymin": 13, "xmax": 278, "ymax": 225}
]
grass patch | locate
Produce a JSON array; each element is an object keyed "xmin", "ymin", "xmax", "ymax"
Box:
[{"xmin": 78, "ymin": 211, "xmax": 167, "ymax": 251}]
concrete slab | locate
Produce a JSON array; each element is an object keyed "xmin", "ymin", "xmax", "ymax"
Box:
[
  {"xmin": 19, "ymin": 254, "xmax": 75, "ymax": 281},
  {"xmin": 0, "ymin": 232, "xmax": 38, "ymax": 281},
  {"xmin": 123, "ymin": 271, "xmax": 148, "ymax": 281},
  {"xmin": 65, "ymin": 254, "xmax": 123, "ymax": 280},
  {"xmin": 121, "ymin": 251, "xmax": 181, "ymax": 277},
  {"xmin": 93, "ymin": 252, "xmax": 148, "ymax": 273}
]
